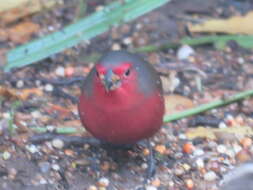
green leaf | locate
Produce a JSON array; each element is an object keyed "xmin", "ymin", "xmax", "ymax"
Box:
[{"xmin": 5, "ymin": 0, "xmax": 170, "ymax": 72}]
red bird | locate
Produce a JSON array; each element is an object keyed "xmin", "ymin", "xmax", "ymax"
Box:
[{"xmin": 78, "ymin": 51, "xmax": 164, "ymax": 145}]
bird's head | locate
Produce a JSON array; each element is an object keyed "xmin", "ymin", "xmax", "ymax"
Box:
[
  {"xmin": 95, "ymin": 61, "xmax": 132, "ymax": 92},
  {"xmin": 83, "ymin": 51, "xmax": 162, "ymax": 97}
]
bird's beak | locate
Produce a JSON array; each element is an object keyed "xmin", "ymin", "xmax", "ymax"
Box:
[{"xmin": 103, "ymin": 69, "xmax": 120, "ymax": 92}]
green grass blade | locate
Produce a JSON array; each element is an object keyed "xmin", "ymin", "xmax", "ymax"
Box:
[{"xmin": 5, "ymin": 0, "xmax": 170, "ymax": 72}]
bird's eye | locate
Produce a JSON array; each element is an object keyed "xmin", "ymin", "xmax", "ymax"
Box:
[{"xmin": 124, "ymin": 69, "xmax": 130, "ymax": 77}]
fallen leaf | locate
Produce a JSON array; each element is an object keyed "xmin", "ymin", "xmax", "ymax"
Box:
[
  {"xmin": 8, "ymin": 21, "xmax": 40, "ymax": 43},
  {"xmin": 164, "ymin": 95, "xmax": 194, "ymax": 115},
  {"xmin": 186, "ymin": 126, "xmax": 253, "ymax": 140},
  {"xmin": 188, "ymin": 12, "xmax": 253, "ymax": 34},
  {"xmin": 0, "ymin": 0, "xmax": 62, "ymax": 24},
  {"xmin": 0, "ymin": 86, "xmax": 43, "ymax": 100}
]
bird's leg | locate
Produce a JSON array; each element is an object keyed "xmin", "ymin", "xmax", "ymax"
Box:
[{"xmin": 145, "ymin": 139, "xmax": 156, "ymax": 183}]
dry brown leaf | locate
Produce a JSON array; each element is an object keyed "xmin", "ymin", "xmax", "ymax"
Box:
[
  {"xmin": 188, "ymin": 11, "xmax": 253, "ymax": 34},
  {"xmin": 0, "ymin": 0, "xmax": 62, "ymax": 24},
  {"xmin": 164, "ymin": 94, "xmax": 194, "ymax": 115},
  {"xmin": 8, "ymin": 21, "xmax": 40, "ymax": 43},
  {"xmin": 186, "ymin": 126, "xmax": 253, "ymax": 140},
  {"xmin": 0, "ymin": 86, "xmax": 43, "ymax": 100}
]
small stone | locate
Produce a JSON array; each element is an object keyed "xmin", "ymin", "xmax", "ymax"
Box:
[
  {"xmin": 183, "ymin": 143, "xmax": 195, "ymax": 154},
  {"xmin": 143, "ymin": 148, "xmax": 150, "ymax": 156},
  {"xmin": 2, "ymin": 151, "xmax": 11, "ymax": 160},
  {"xmin": 55, "ymin": 66, "xmax": 65, "ymax": 77},
  {"xmin": 39, "ymin": 162, "xmax": 51, "ymax": 173},
  {"xmin": 174, "ymin": 167, "xmax": 184, "ymax": 176},
  {"xmin": 193, "ymin": 149, "xmax": 205, "ymax": 156},
  {"xmin": 35, "ymin": 80, "xmax": 41, "ymax": 86},
  {"xmin": 98, "ymin": 177, "xmax": 109, "ymax": 187},
  {"xmin": 31, "ymin": 111, "xmax": 41, "ymax": 118},
  {"xmin": 8, "ymin": 168, "xmax": 17, "ymax": 179},
  {"xmin": 52, "ymin": 139, "xmax": 64, "ymax": 149},
  {"xmin": 88, "ymin": 185, "xmax": 98, "ymax": 190},
  {"xmin": 236, "ymin": 149, "xmax": 251, "ymax": 163},
  {"xmin": 151, "ymin": 178, "xmax": 160, "ymax": 187},
  {"xmin": 182, "ymin": 163, "xmax": 191, "ymax": 171},
  {"xmin": 204, "ymin": 171, "xmax": 217, "ymax": 181},
  {"xmin": 195, "ymin": 158, "xmax": 204, "ymax": 169},
  {"xmin": 65, "ymin": 67, "xmax": 75, "ymax": 77},
  {"xmin": 123, "ymin": 37, "xmax": 132, "ymax": 45},
  {"xmin": 240, "ymin": 137, "xmax": 252, "ymax": 149},
  {"xmin": 177, "ymin": 45, "xmax": 195, "ymax": 60},
  {"xmin": 26, "ymin": 144, "xmax": 39, "ymax": 153},
  {"xmin": 233, "ymin": 144, "xmax": 242, "ymax": 154},
  {"xmin": 155, "ymin": 145, "xmax": 166, "ymax": 154},
  {"xmin": 219, "ymin": 122, "xmax": 227, "ymax": 128},
  {"xmin": 217, "ymin": 145, "xmax": 227, "ymax": 154},
  {"xmin": 16, "ymin": 80, "xmax": 24, "ymax": 88},
  {"xmin": 44, "ymin": 84, "xmax": 54, "ymax": 92},
  {"xmin": 237, "ymin": 57, "xmax": 245, "ymax": 64},
  {"xmin": 178, "ymin": 133, "xmax": 187, "ymax": 139},
  {"xmin": 40, "ymin": 178, "xmax": 47, "ymax": 184},
  {"xmin": 146, "ymin": 185, "xmax": 157, "ymax": 190},
  {"xmin": 52, "ymin": 164, "xmax": 60, "ymax": 171},
  {"xmin": 141, "ymin": 163, "xmax": 148, "ymax": 169},
  {"xmin": 111, "ymin": 43, "xmax": 121, "ymax": 51},
  {"xmin": 185, "ymin": 179, "xmax": 194, "ymax": 189}
]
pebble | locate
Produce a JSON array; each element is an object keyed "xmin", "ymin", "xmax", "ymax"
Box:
[
  {"xmin": 185, "ymin": 179, "xmax": 194, "ymax": 189},
  {"xmin": 151, "ymin": 178, "xmax": 160, "ymax": 187},
  {"xmin": 193, "ymin": 148, "xmax": 205, "ymax": 156},
  {"xmin": 31, "ymin": 111, "xmax": 41, "ymax": 118},
  {"xmin": 65, "ymin": 67, "xmax": 75, "ymax": 77},
  {"xmin": 87, "ymin": 185, "xmax": 98, "ymax": 190},
  {"xmin": 123, "ymin": 37, "xmax": 132, "ymax": 45},
  {"xmin": 35, "ymin": 80, "xmax": 41, "ymax": 86},
  {"xmin": 174, "ymin": 167, "xmax": 184, "ymax": 176},
  {"xmin": 236, "ymin": 149, "xmax": 251, "ymax": 163},
  {"xmin": 26, "ymin": 144, "xmax": 39, "ymax": 153},
  {"xmin": 177, "ymin": 45, "xmax": 195, "ymax": 60},
  {"xmin": 98, "ymin": 177, "xmax": 110, "ymax": 187},
  {"xmin": 55, "ymin": 66, "xmax": 65, "ymax": 77},
  {"xmin": 2, "ymin": 151, "xmax": 11, "ymax": 160},
  {"xmin": 16, "ymin": 80, "xmax": 24, "ymax": 88},
  {"xmin": 183, "ymin": 143, "xmax": 195, "ymax": 154},
  {"xmin": 155, "ymin": 145, "xmax": 166, "ymax": 154},
  {"xmin": 44, "ymin": 84, "xmax": 54, "ymax": 92},
  {"xmin": 39, "ymin": 178, "xmax": 47, "ymax": 184},
  {"xmin": 146, "ymin": 185, "xmax": 157, "ymax": 190},
  {"xmin": 195, "ymin": 158, "xmax": 204, "ymax": 169},
  {"xmin": 217, "ymin": 145, "xmax": 227, "ymax": 154},
  {"xmin": 51, "ymin": 164, "xmax": 60, "ymax": 171},
  {"xmin": 52, "ymin": 139, "xmax": 64, "ymax": 149},
  {"xmin": 204, "ymin": 171, "xmax": 217, "ymax": 181},
  {"xmin": 8, "ymin": 168, "xmax": 17, "ymax": 179},
  {"xmin": 218, "ymin": 122, "xmax": 227, "ymax": 128},
  {"xmin": 111, "ymin": 43, "xmax": 121, "ymax": 50},
  {"xmin": 240, "ymin": 137, "xmax": 252, "ymax": 148},
  {"xmin": 38, "ymin": 162, "xmax": 51, "ymax": 173}
]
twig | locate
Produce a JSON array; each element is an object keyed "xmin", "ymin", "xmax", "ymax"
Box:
[
  {"xmin": 29, "ymin": 133, "xmax": 101, "ymax": 147},
  {"xmin": 31, "ymin": 127, "xmax": 78, "ymax": 134},
  {"xmin": 163, "ymin": 89, "xmax": 253, "ymax": 123}
]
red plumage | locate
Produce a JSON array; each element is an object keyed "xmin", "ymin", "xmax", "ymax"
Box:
[{"xmin": 78, "ymin": 51, "xmax": 164, "ymax": 145}]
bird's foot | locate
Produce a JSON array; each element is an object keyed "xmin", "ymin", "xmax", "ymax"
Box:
[{"xmin": 144, "ymin": 140, "xmax": 156, "ymax": 184}]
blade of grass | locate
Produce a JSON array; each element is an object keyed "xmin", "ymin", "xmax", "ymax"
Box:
[
  {"xmin": 5, "ymin": 0, "xmax": 170, "ymax": 72},
  {"xmin": 163, "ymin": 89, "xmax": 253, "ymax": 123}
]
